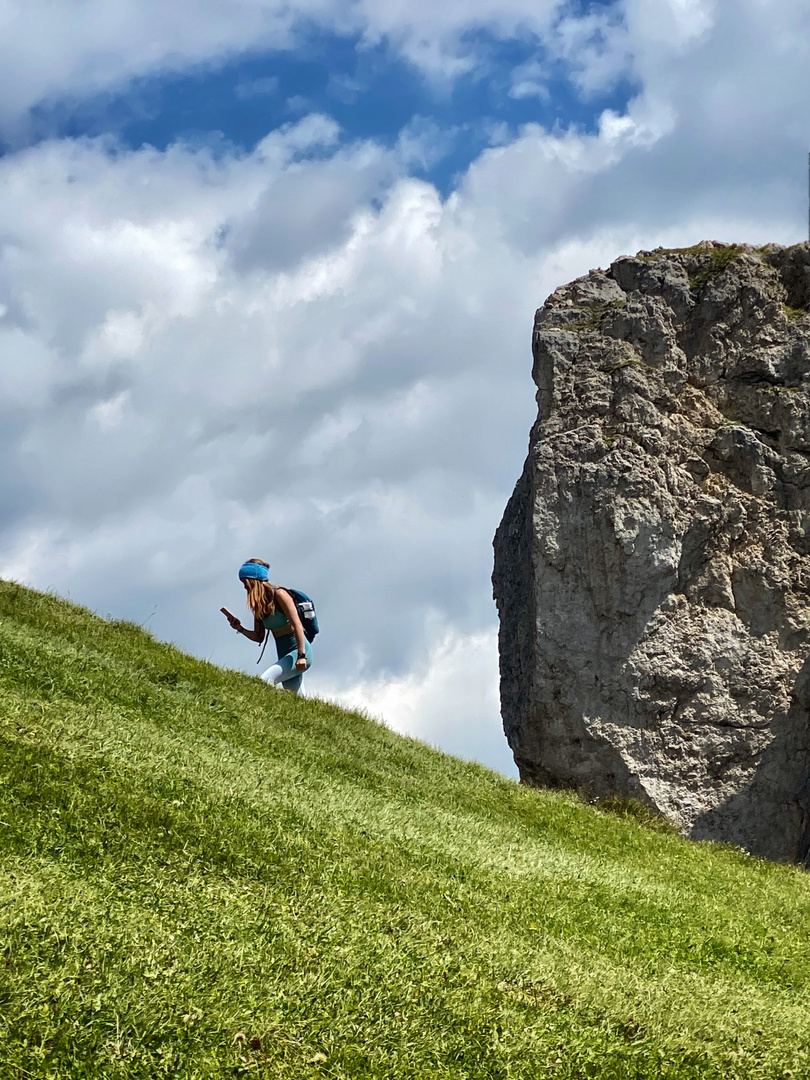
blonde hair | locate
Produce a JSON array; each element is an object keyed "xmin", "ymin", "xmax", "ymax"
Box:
[{"xmin": 243, "ymin": 557, "xmax": 276, "ymax": 621}]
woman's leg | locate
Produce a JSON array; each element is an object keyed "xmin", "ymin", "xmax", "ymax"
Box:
[
  {"xmin": 261, "ymin": 653, "xmax": 303, "ymax": 693},
  {"xmin": 260, "ymin": 641, "xmax": 312, "ymax": 694}
]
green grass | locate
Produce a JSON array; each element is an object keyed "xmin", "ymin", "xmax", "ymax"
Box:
[
  {"xmin": 634, "ymin": 243, "xmax": 747, "ymax": 292},
  {"xmin": 634, "ymin": 245, "xmax": 810, "ymax": 317},
  {"xmin": 563, "ymin": 299, "xmax": 627, "ymax": 334},
  {"xmin": 2, "ymin": 581, "xmax": 810, "ymax": 1079},
  {"xmin": 685, "ymin": 245, "xmax": 746, "ymax": 291}
]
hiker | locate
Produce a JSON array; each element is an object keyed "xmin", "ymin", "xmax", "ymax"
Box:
[{"xmin": 221, "ymin": 558, "xmax": 313, "ymax": 694}]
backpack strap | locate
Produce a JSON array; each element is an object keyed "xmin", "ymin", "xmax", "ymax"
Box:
[{"xmin": 256, "ymin": 631, "xmax": 270, "ymax": 666}]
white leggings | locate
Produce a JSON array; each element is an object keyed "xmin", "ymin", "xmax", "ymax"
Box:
[{"xmin": 260, "ymin": 639, "xmax": 312, "ymax": 694}]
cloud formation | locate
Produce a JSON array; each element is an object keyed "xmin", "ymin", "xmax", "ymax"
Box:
[{"xmin": 0, "ymin": 0, "xmax": 632, "ymax": 137}]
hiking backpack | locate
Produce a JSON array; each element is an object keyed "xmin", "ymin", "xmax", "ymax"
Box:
[{"xmin": 285, "ymin": 587, "xmax": 319, "ymax": 643}]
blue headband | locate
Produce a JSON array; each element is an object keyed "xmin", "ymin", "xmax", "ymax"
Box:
[{"xmin": 238, "ymin": 562, "xmax": 269, "ymax": 581}]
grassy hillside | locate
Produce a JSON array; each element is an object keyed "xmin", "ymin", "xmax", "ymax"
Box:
[{"xmin": 2, "ymin": 581, "xmax": 810, "ymax": 1079}]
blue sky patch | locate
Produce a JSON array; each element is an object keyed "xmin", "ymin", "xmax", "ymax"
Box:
[{"xmin": 18, "ymin": 26, "xmax": 637, "ymax": 195}]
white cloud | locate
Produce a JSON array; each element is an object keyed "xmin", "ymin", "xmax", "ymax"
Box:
[
  {"xmin": 0, "ymin": 327, "xmax": 59, "ymax": 407},
  {"xmin": 0, "ymin": 0, "xmax": 622, "ymax": 134},
  {"xmin": 89, "ymin": 390, "xmax": 129, "ymax": 431},
  {"xmin": 549, "ymin": 6, "xmax": 633, "ymax": 96},
  {"xmin": 509, "ymin": 59, "xmax": 550, "ymax": 101},
  {"xmin": 0, "ymin": 0, "xmax": 334, "ymax": 135},
  {"xmin": 4, "ymin": 0, "xmax": 803, "ymax": 151},
  {"xmin": 626, "ymin": 0, "xmax": 716, "ymax": 53}
]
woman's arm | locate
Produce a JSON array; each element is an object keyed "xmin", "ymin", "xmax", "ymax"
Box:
[
  {"xmin": 275, "ymin": 589, "xmax": 308, "ymax": 668},
  {"xmin": 220, "ymin": 607, "xmax": 265, "ymax": 643}
]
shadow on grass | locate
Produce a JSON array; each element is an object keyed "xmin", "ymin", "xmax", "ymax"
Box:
[{"xmin": 593, "ymin": 795, "xmax": 680, "ymax": 835}]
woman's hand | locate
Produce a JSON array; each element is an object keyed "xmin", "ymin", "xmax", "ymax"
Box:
[
  {"xmin": 222, "ymin": 606, "xmax": 265, "ymax": 643},
  {"xmin": 220, "ymin": 607, "xmax": 242, "ymax": 632},
  {"xmin": 295, "ymin": 656, "xmax": 308, "ymax": 671}
]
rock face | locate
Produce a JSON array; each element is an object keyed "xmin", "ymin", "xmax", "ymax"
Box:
[{"xmin": 493, "ymin": 242, "xmax": 810, "ymax": 863}]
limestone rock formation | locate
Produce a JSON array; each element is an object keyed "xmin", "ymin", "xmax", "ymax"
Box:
[{"xmin": 493, "ymin": 242, "xmax": 810, "ymax": 862}]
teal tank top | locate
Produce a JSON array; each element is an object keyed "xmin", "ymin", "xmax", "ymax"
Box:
[{"xmin": 262, "ymin": 607, "xmax": 293, "ymax": 635}]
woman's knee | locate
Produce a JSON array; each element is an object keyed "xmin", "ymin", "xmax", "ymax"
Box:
[{"xmin": 260, "ymin": 663, "xmax": 283, "ymax": 685}]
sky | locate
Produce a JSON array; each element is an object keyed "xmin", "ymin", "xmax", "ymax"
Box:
[{"xmin": 1, "ymin": 0, "xmax": 809, "ymax": 778}]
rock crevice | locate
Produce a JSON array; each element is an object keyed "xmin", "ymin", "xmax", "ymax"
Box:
[{"xmin": 493, "ymin": 242, "xmax": 810, "ymax": 862}]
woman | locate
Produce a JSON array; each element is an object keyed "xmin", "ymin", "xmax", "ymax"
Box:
[{"xmin": 221, "ymin": 558, "xmax": 312, "ymax": 693}]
